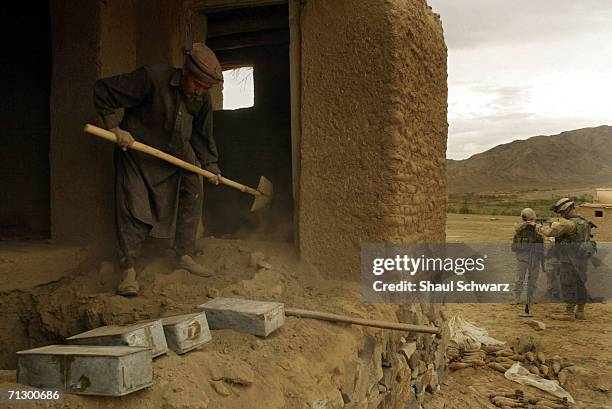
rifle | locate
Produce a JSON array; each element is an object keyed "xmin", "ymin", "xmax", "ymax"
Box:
[{"xmin": 535, "ymin": 216, "xmax": 552, "ymax": 225}]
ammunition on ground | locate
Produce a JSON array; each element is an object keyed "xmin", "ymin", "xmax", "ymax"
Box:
[{"xmin": 449, "ymin": 362, "xmax": 471, "ymax": 370}]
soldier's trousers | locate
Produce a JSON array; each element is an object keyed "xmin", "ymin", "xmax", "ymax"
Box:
[
  {"xmin": 117, "ymin": 171, "xmax": 203, "ymax": 269},
  {"xmin": 515, "ymin": 257, "xmax": 540, "ymax": 303},
  {"xmin": 559, "ymin": 261, "xmax": 588, "ymax": 305},
  {"xmin": 545, "ymin": 261, "xmax": 561, "ymax": 301}
]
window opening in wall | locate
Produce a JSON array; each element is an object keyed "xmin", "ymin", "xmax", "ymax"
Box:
[
  {"xmin": 595, "ymin": 210, "xmax": 603, "ymax": 217},
  {"xmin": 222, "ymin": 66, "xmax": 254, "ymax": 110}
]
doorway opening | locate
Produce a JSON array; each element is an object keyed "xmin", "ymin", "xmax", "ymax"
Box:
[
  {"xmin": 0, "ymin": 0, "xmax": 51, "ymax": 240},
  {"xmin": 202, "ymin": 4, "xmax": 293, "ymax": 242}
]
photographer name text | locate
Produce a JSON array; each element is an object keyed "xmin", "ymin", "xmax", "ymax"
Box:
[{"xmin": 372, "ymin": 280, "xmax": 511, "ymax": 292}]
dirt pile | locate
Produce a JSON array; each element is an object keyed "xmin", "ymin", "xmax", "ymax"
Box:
[{"xmin": 0, "ymin": 238, "xmax": 449, "ymax": 409}]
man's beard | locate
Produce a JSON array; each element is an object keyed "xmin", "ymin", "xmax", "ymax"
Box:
[
  {"xmin": 183, "ymin": 95, "xmax": 204, "ymax": 115},
  {"xmin": 187, "ymin": 93, "xmax": 203, "ymax": 102}
]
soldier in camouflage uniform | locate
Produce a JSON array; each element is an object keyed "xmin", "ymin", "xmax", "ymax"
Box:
[
  {"xmin": 511, "ymin": 208, "xmax": 544, "ymax": 305},
  {"xmin": 542, "ymin": 198, "xmax": 596, "ymax": 320}
]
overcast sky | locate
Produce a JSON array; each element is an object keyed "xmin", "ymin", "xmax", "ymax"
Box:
[{"xmin": 427, "ymin": 0, "xmax": 612, "ymax": 159}]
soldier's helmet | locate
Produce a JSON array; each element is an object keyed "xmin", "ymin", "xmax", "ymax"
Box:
[
  {"xmin": 556, "ymin": 200, "xmax": 575, "ymax": 213},
  {"xmin": 551, "ymin": 197, "xmax": 571, "ymax": 212},
  {"xmin": 520, "ymin": 208, "xmax": 536, "ymax": 221}
]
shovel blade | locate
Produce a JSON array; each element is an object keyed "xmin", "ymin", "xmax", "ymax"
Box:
[{"xmin": 250, "ymin": 176, "xmax": 273, "ymax": 212}]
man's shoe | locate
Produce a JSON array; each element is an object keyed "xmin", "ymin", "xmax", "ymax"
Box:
[
  {"xmin": 117, "ymin": 267, "xmax": 139, "ymax": 297},
  {"xmin": 575, "ymin": 304, "xmax": 586, "ymax": 320},
  {"xmin": 178, "ymin": 255, "xmax": 215, "ymax": 277}
]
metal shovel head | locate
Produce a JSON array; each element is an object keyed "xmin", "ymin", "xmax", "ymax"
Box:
[{"xmin": 250, "ymin": 176, "xmax": 273, "ymax": 212}]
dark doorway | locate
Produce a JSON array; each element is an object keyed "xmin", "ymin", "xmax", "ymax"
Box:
[
  {"xmin": 203, "ymin": 5, "xmax": 293, "ymax": 242},
  {"xmin": 0, "ymin": 1, "xmax": 51, "ymax": 239}
]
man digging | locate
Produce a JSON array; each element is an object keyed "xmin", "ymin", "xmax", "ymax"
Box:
[{"xmin": 93, "ymin": 43, "xmax": 223, "ymax": 296}]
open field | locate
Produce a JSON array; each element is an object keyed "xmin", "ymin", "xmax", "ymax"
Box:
[
  {"xmin": 446, "ymin": 213, "xmax": 519, "ymax": 243},
  {"xmin": 447, "ymin": 188, "xmax": 597, "ymax": 217},
  {"xmin": 429, "ymin": 213, "xmax": 612, "ymax": 409}
]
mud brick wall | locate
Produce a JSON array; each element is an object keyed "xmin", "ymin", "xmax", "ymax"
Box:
[
  {"xmin": 386, "ymin": 1, "xmax": 448, "ymax": 244},
  {"xmin": 338, "ymin": 303, "xmax": 449, "ymax": 408},
  {"xmin": 299, "ymin": 0, "xmax": 448, "ymax": 279}
]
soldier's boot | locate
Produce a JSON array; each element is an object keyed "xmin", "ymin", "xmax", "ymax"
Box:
[
  {"xmin": 117, "ymin": 267, "xmax": 139, "ymax": 297},
  {"xmin": 575, "ymin": 304, "xmax": 586, "ymax": 320},
  {"xmin": 550, "ymin": 303, "xmax": 575, "ymax": 321}
]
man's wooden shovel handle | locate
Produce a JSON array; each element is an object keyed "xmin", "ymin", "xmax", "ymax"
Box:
[{"xmin": 84, "ymin": 124, "xmax": 263, "ymax": 197}]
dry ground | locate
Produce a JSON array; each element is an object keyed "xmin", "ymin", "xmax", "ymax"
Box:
[
  {"xmin": 0, "ymin": 215, "xmax": 608, "ymax": 408},
  {"xmin": 426, "ymin": 214, "xmax": 612, "ymax": 409},
  {"xmin": 0, "ymin": 239, "xmax": 423, "ymax": 409}
]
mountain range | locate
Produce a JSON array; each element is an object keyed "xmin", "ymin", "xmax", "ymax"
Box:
[{"xmin": 447, "ymin": 125, "xmax": 612, "ymax": 193}]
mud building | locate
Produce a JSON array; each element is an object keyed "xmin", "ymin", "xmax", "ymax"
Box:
[
  {"xmin": 0, "ymin": 1, "xmax": 448, "ymax": 407},
  {"xmin": 579, "ymin": 188, "xmax": 612, "ymax": 242},
  {"xmin": 1, "ymin": 0, "xmax": 447, "ymax": 278}
]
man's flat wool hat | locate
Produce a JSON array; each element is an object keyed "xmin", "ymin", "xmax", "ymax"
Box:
[{"xmin": 185, "ymin": 43, "xmax": 223, "ymax": 83}]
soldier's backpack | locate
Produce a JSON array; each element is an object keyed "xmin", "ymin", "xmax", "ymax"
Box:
[
  {"xmin": 512, "ymin": 223, "xmax": 543, "ymax": 253},
  {"xmin": 571, "ymin": 216, "xmax": 597, "ymax": 258}
]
